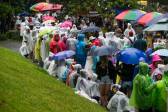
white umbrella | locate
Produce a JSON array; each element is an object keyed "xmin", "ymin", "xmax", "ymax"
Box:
[{"xmin": 144, "ymin": 23, "xmax": 168, "ymax": 31}]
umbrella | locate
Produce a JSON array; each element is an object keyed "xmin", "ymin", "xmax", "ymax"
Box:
[
  {"xmin": 80, "ymin": 26, "xmax": 100, "ymax": 33},
  {"xmin": 42, "ymin": 20, "xmax": 55, "ymax": 24},
  {"xmin": 60, "ymin": 20, "xmax": 73, "ymax": 28},
  {"xmin": 90, "ymin": 46, "xmax": 118, "ymax": 56},
  {"xmin": 30, "ymin": 2, "xmax": 48, "ymax": 12},
  {"xmin": 42, "ymin": 15, "xmax": 56, "ymax": 22},
  {"xmin": 115, "ymin": 9, "xmax": 146, "ymax": 21},
  {"xmin": 41, "ymin": 4, "xmax": 63, "ymax": 11},
  {"xmin": 117, "ymin": 48, "xmax": 147, "ymax": 64},
  {"xmin": 137, "ymin": 12, "xmax": 162, "ymax": 26},
  {"xmin": 38, "ymin": 28, "xmax": 56, "ymax": 37},
  {"xmin": 151, "ymin": 49, "xmax": 168, "ymax": 57},
  {"xmin": 143, "ymin": 23, "xmax": 168, "ymax": 31},
  {"xmin": 18, "ymin": 12, "xmax": 30, "ymax": 17},
  {"xmin": 148, "ymin": 13, "xmax": 168, "ymax": 26},
  {"xmin": 52, "ymin": 50, "xmax": 75, "ymax": 61}
]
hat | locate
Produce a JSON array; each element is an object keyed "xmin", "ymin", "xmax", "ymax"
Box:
[
  {"xmin": 152, "ymin": 54, "xmax": 162, "ymax": 62},
  {"xmin": 89, "ymin": 36, "xmax": 96, "ymax": 40}
]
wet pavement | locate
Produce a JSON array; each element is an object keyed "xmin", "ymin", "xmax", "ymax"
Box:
[{"xmin": 0, "ymin": 40, "xmax": 21, "ymax": 52}]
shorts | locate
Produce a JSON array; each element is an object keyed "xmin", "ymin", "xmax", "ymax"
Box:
[{"xmin": 98, "ymin": 75, "xmax": 112, "ymax": 85}]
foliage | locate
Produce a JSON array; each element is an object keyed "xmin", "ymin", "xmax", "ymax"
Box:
[
  {"xmin": 0, "ymin": 31, "xmax": 21, "ymax": 41},
  {"xmin": 0, "ymin": 47, "xmax": 106, "ymax": 112}
]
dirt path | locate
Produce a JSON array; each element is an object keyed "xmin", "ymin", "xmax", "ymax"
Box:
[{"xmin": 0, "ymin": 40, "xmax": 21, "ymax": 52}]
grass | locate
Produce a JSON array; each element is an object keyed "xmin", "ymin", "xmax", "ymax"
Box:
[{"xmin": 0, "ymin": 47, "xmax": 106, "ymax": 112}]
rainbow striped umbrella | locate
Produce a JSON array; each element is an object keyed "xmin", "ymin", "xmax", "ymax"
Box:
[
  {"xmin": 30, "ymin": 2, "xmax": 49, "ymax": 12},
  {"xmin": 115, "ymin": 9, "xmax": 146, "ymax": 21},
  {"xmin": 137, "ymin": 12, "xmax": 162, "ymax": 26}
]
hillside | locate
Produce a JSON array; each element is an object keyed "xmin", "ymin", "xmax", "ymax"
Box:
[{"xmin": 0, "ymin": 47, "xmax": 105, "ymax": 112}]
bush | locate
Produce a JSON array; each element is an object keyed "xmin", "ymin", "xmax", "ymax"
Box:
[
  {"xmin": 0, "ymin": 33, "xmax": 7, "ymax": 41},
  {"xmin": 0, "ymin": 30, "xmax": 22, "ymax": 41}
]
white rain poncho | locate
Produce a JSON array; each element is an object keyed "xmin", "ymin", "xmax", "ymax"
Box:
[
  {"xmin": 75, "ymin": 77, "xmax": 100, "ymax": 97},
  {"xmin": 40, "ymin": 35, "xmax": 49, "ymax": 62},
  {"xmin": 98, "ymin": 31, "xmax": 105, "ymax": 45},
  {"xmin": 47, "ymin": 60, "xmax": 57, "ymax": 76},
  {"xmin": 20, "ymin": 22, "xmax": 26, "ymax": 37},
  {"xmin": 66, "ymin": 37, "xmax": 77, "ymax": 51},
  {"xmin": 107, "ymin": 91, "xmax": 129, "ymax": 112},
  {"xmin": 124, "ymin": 23, "xmax": 135, "ymax": 37},
  {"xmin": 19, "ymin": 41, "xmax": 30, "ymax": 56}
]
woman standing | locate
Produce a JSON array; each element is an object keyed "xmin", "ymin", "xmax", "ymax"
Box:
[{"xmin": 96, "ymin": 56, "xmax": 116, "ymax": 106}]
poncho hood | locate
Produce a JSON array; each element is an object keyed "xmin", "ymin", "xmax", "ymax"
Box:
[{"xmin": 139, "ymin": 62, "xmax": 149, "ymax": 76}]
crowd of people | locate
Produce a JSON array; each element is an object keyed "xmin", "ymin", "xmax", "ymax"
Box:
[{"xmin": 16, "ymin": 12, "xmax": 168, "ymax": 112}]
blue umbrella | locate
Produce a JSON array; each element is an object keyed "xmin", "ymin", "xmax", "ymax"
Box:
[
  {"xmin": 52, "ymin": 50, "xmax": 75, "ymax": 61},
  {"xmin": 151, "ymin": 49, "xmax": 168, "ymax": 57},
  {"xmin": 90, "ymin": 46, "xmax": 118, "ymax": 56},
  {"xmin": 18, "ymin": 12, "xmax": 30, "ymax": 17},
  {"xmin": 117, "ymin": 48, "xmax": 147, "ymax": 64},
  {"xmin": 80, "ymin": 26, "xmax": 100, "ymax": 33}
]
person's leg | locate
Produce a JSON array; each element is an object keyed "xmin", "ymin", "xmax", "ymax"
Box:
[
  {"xmin": 104, "ymin": 84, "xmax": 111, "ymax": 105},
  {"xmin": 99, "ymin": 83, "xmax": 106, "ymax": 106}
]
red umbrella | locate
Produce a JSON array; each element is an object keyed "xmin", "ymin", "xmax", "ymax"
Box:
[
  {"xmin": 41, "ymin": 4, "xmax": 63, "ymax": 11},
  {"xmin": 30, "ymin": 2, "xmax": 49, "ymax": 12},
  {"xmin": 42, "ymin": 16, "xmax": 56, "ymax": 22},
  {"xmin": 137, "ymin": 12, "xmax": 162, "ymax": 26}
]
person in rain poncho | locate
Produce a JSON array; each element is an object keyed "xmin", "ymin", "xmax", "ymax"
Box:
[
  {"xmin": 107, "ymin": 83, "xmax": 132, "ymax": 112},
  {"xmin": 124, "ymin": 23, "xmax": 135, "ymax": 38},
  {"xmin": 151, "ymin": 64, "xmax": 165, "ymax": 82},
  {"xmin": 129, "ymin": 62, "xmax": 156, "ymax": 112},
  {"xmin": 69, "ymin": 64, "xmax": 82, "ymax": 88},
  {"xmin": 19, "ymin": 41, "xmax": 30, "ymax": 58},
  {"xmin": 80, "ymin": 20, "xmax": 87, "ymax": 30},
  {"xmin": 75, "ymin": 34, "xmax": 87, "ymax": 68},
  {"xmin": 49, "ymin": 33, "xmax": 66, "ymax": 54},
  {"xmin": 66, "ymin": 32, "xmax": 77, "ymax": 51},
  {"xmin": 98, "ymin": 31, "xmax": 105, "ymax": 45},
  {"xmin": 20, "ymin": 18, "xmax": 26, "ymax": 37},
  {"xmin": 149, "ymin": 54, "xmax": 163, "ymax": 75},
  {"xmin": 123, "ymin": 31, "xmax": 135, "ymax": 49},
  {"xmin": 113, "ymin": 28, "xmax": 124, "ymax": 50},
  {"xmin": 152, "ymin": 64, "xmax": 168, "ymax": 112}
]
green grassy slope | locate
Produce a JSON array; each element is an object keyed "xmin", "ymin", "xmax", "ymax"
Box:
[{"xmin": 0, "ymin": 47, "xmax": 105, "ymax": 112}]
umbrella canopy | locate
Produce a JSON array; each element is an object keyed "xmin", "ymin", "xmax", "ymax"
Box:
[
  {"xmin": 148, "ymin": 13, "xmax": 168, "ymax": 26},
  {"xmin": 38, "ymin": 28, "xmax": 56, "ymax": 37},
  {"xmin": 115, "ymin": 9, "xmax": 146, "ymax": 21},
  {"xmin": 90, "ymin": 46, "xmax": 118, "ymax": 56},
  {"xmin": 137, "ymin": 12, "xmax": 162, "ymax": 26},
  {"xmin": 18, "ymin": 12, "xmax": 30, "ymax": 17},
  {"xmin": 41, "ymin": 4, "xmax": 63, "ymax": 11},
  {"xmin": 151, "ymin": 49, "xmax": 168, "ymax": 57},
  {"xmin": 60, "ymin": 20, "xmax": 73, "ymax": 28},
  {"xmin": 80, "ymin": 26, "xmax": 101, "ymax": 33},
  {"xmin": 143, "ymin": 22, "xmax": 168, "ymax": 31},
  {"xmin": 117, "ymin": 48, "xmax": 147, "ymax": 64},
  {"xmin": 52, "ymin": 50, "xmax": 75, "ymax": 61},
  {"xmin": 30, "ymin": 2, "xmax": 48, "ymax": 12},
  {"xmin": 42, "ymin": 15, "xmax": 56, "ymax": 22}
]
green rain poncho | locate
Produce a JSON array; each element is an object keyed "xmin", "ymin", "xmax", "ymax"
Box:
[
  {"xmin": 152, "ymin": 71, "xmax": 168, "ymax": 112},
  {"xmin": 129, "ymin": 62, "xmax": 155, "ymax": 110}
]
